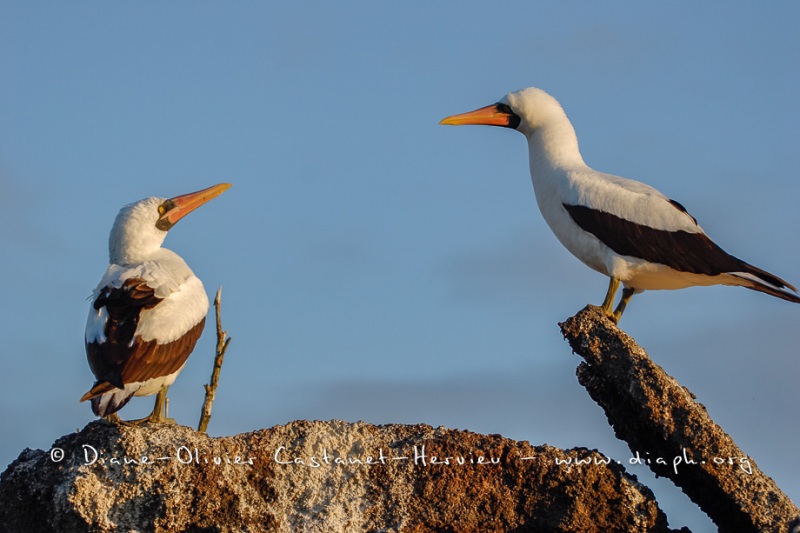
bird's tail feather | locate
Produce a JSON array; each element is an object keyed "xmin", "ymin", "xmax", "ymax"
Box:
[
  {"xmin": 728, "ymin": 265, "xmax": 800, "ymax": 304},
  {"xmin": 80, "ymin": 382, "xmax": 135, "ymax": 417}
]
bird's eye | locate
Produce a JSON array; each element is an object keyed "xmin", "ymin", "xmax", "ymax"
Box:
[
  {"xmin": 494, "ymin": 103, "xmax": 521, "ymax": 129},
  {"xmin": 155, "ymin": 200, "xmax": 176, "ymax": 231}
]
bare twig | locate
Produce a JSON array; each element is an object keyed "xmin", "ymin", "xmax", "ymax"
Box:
[
  {"xmin": 560, "ymin": 305, "xmax": 800, "ymax": 532},
  {"xmin": 198, "ymin": 287, "xmax": 232, "ymax": 433}
]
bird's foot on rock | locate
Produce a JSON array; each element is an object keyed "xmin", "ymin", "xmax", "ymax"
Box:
[{"xmin": 118, "ymin": 414, "xmax": 177, "ymax": 426}]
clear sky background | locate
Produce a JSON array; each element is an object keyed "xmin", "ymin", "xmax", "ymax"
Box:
[{"xmin": 2, "ymin": 3, "xmax": 798, "ymax": 531}]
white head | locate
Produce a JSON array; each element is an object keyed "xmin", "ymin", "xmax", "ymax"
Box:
[
  {"xmin": 107, "ymin": 183, "xmax": 232, "ymax": 265},
  {"xmin": 440, "ymin": 86, "xmax": 583, "ymax": 167},
  {"xmin": 440, "ymin": 86, "xmax": 570, "ymax": 137},
  {"xmin": 499, "ymin": 87, "xmax": 570, "ymax": 136},
  {"xmin": 109, "ymin": 196, "xmax": 169, "ymax": 265}
]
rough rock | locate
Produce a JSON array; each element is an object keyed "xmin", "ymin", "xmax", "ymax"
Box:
[
  {"xmin": 560, "ymin": 305, "xmax": 800, "ymax": 533},
  {"xmin": 0, "ymin": 419, "xmax": 676, "ymax": 533}
]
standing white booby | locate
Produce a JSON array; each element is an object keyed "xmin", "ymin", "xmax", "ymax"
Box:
[
  {"xmin": 81, "ymin": 183, "xmax": 231, "ymax": 423},
  {"xmin": 440, "ymin": 87, "xmax": 799, "ymax": 322}
]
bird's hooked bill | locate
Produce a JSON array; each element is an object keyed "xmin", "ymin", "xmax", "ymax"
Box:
[
  {"xmin": 159, "ymin": 183, "xmax": 232, "ymax": 228},
  {"xmin": 439, "ymin": 104, "xmax": 515, "ymax": 127}
]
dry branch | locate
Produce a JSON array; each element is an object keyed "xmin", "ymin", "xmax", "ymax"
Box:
[
  {"xmin": 560, "ymin": 305, "xmax": 799, "ymax": 532},
  {"xmin": 198, "ymin": 287, "xmax": 232, "ymax": 433}
]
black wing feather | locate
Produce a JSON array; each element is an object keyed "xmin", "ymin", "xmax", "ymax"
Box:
[{"xmin": 563, "ymin": 203, "xmax": 747, "ymax": 276}]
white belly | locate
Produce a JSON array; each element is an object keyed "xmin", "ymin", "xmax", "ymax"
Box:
[{"xmin": 133, "ymin": 366, "xmax": 185, "ymax": 396}]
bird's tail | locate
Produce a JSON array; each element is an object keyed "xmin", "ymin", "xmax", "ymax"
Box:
[
  {"xmin": 728, "ymin": 263, "xmax": 800, "ymax": 304},
  {"xmin": 80, "ymin": 382, "xmax": 134, "ymax": 417}
]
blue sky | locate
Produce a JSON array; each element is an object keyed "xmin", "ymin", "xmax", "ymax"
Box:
[{"xmin": 2, "ymin": 3, "xmax": 798, "ymax": 530}]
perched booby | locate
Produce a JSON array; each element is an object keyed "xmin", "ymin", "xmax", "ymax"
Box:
[
  {"xmin": 81, "ymin": 183, "xmax": 231, "ymax": 423},
  {"xmin": 440, "ymin": 87, "xmax": 799, "ymax": 322}
]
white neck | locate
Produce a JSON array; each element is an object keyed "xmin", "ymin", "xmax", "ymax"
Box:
[
  {"xmin": 109, "ymin": 236, "xmax": 166, "ymax": 265},
  {"xmin": 525, "ymin": 119, "xmax": 586, "ymax": 173}
]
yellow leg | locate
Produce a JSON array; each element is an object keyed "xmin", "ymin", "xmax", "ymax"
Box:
[
  {"xmin": 612, "ymin": 287, "xmax": 636, "ymax": 324},
  {"xmin": 150, "ymin": 386, "xmax": 168, "ymax": 422},
  {"xmin": 601, "ymin": 277, "xmax": 620, "ymax": 319},
  {"xmin": 122, "ymin": 386, "xmax": 176, "ymax": 425}
]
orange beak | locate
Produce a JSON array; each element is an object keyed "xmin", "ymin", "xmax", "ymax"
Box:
[
  {"xmin": 158, "ymin": 182, "xmax": 232, "ymax": 229},
  {"xmin": 440, "ymin": 104, "xmax": 516, "ymax": 127}
]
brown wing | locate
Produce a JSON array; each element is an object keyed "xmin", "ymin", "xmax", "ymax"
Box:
[
  {"xmin": 120, "ymin": 318, "xmax": 205, "ymax": 383},
  {"xmin": 82, "ymin": 318, "xmax": 205, "ymax": 402},
  {"xmin": 85, "ymin": 278, "xmax": 161, "ymax": 387},
  {"xmin": 84, "ymin": 277, "xmax": 205, "ymax": 397}
]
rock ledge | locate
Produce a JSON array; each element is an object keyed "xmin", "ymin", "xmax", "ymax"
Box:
[{"xmin": 0, "ymin": 420, "xmax": 675, "ymax": 533}]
